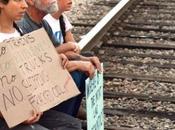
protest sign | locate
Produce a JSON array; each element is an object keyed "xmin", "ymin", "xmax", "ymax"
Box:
[
  {"xmin": 86, "ymin": 66, "xmax": 104, "ymax": 130},
  {"xmin": 0, "ymin": 28, "xmax": 80, "ymax": 127}
]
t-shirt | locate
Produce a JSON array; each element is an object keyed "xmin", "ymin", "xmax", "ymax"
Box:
[
  {"xmin": 17, "ymin": 13, "xmax": 42, "ymax": 35},
  {"xmin": 17, "ymin": 13, "xmax": 73, "ymax": 47},
  {"xmin": 43, "ymin": 14, "xmax": 73, "ymax": 45},
  {"xmin": 0, "ymin": 29, "xmax": 20, "ymax": 42}
]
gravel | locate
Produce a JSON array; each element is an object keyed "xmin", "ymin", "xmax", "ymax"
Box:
[
  {"xmin": 105, "ymin": 79, "xmax": 175, "ymax": 97},
  {"xmin": 104, "ymin": 98, "xmax": 175, "ymax": 112},
  {"xmin": 105, "ymin": 115, "xmax": 175, "ymax": 130}
]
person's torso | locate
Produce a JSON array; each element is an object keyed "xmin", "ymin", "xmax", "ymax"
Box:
[
  {"xmin": 17, "ymin": 13, "xmax": 72, "ymax": 47},
  {"xmin": 43, "ymin": 14, "xmax": 64, "ymax": 45},
  {"xmin": 0, "ymin": 29, "xmax": 20, "ymax": 42},
  {"xmin": 17, "ymin": 13, "xmax": 42, "ymax": 35}
]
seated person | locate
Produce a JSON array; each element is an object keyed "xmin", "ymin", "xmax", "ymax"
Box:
[
  {"xmin": 0, "ymin": 0, "xmax": 81, "ymax": 129},
  {"xmin": 17, "ymin": 0, "xmax": 102, "ymax": 117}
]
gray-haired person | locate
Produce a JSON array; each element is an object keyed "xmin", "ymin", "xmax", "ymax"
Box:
[
  {"xmin": 18, "ymin": 0, "xmax": 102, "ymax": 119},
  {"xmin": 0, "ymin": 0, "xmax": 82, "ymax": 129}
]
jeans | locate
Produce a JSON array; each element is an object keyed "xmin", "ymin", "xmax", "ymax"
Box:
[
  {"xmin": 52, "ymin": 71, "xmax": 87, "ymax": 117},
  {"xmin": 0, "ymin": 110, "xmax": 82, "ymax": 130}
]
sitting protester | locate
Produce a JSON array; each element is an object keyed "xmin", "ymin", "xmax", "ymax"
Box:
[
  {"xmin": 0, "ymin": 0, "xmax": 82, "ymax": 129},
  {"xmin": 18, "ymin": 0, "xmax": 102, "ymax": 118}
]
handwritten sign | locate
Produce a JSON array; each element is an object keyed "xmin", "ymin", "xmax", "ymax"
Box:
[
  {"xmin": 0, "ymin": 28, "xmax": 80, "ymax": 127},
  {"xmin": 86, "ymin": 66, "xmax": 104, "ymax": 130}
]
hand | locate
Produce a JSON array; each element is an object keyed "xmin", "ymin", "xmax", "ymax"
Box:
[
  {"xmin": 78, "ymin": 61, "xmax": 96, "ymax": 79},
  {"xmin": 89, "ymin": 56, "xmax": 102, "ymax": 73},
  {"xmin": 73, "ymin": 43, "xmax": 80, "ymax": 53},
  {"xmin": 60, "ymin": 53, "xmax": 69, "ymax": 69},
  {"xmin": 23, "ymin": 111, "xmax": 43, "ymax": 125},
  {"xmin": 67, "ymin": 42, "xmax": 80, "ymax": 53}
]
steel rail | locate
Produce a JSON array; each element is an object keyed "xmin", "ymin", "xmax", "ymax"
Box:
[
  {"xmin": 104, "ymin": 108, "xmax": 175, "ymax": 120},
  {"xmin": 81, "ymin": 121, "xmax": 144, "ymax": 130},
  {"xmin": 79, "ymin": 0, "xmax": 136, "ymax": 51},
  {"xmin": 104, "ymin": 91, "xmax": 175, "ymax": 103},
  {"xmin": 104, "ymin": 41, "xmax": 175, "ymax": 50},
  {"xmin": 104, "ymin": 73, "xmax": 175, "ymax": 83},
  {"xmin": 105, "ymin": 126, "xmax": 144, "ymax": 130},
  {"xmin": 105, "ymin": 51, "xmax": 175, "ymax": 60}
]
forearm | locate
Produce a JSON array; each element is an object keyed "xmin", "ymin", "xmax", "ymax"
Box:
[
  {"xmin": 56, "ymin": 44, "xmax": 74, "ymax": 54},
  {"xmin": 65, "ymin": 52, "xmax": 90, "ymax": 61},
  {"xmin": 65, "ymin": 31, "xmax": 75, "ymax": 42},
  {"xmin": 66, "ymin": 60, "xmax": 96, "ymax": 78},
  {"xmin": 66, "ymin": 61, "xmax": 80, "ymax": 72}
]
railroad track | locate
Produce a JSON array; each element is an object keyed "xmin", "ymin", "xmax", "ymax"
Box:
[{"xmin": 70, "ymin": 0, "xmax": 175, "ymax": 129}]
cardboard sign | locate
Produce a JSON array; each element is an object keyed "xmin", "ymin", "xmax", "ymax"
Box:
[
  {"xmin": 86, "ymin": 66, "xmax": 104, "ymax": 130},
  {"xmin": 0, "ymin": 28, "xmax": 80, "ymax": 127}
]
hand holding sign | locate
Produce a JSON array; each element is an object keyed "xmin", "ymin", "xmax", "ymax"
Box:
[
  {"xmin": 86, "ymin": 64, "xmax": 104, "ymax": 130},
  {"xmin": 23, "ymin": 111, "xmax": 43, "ymax": 125},
  {"xmin": 0, "ymin": 28, "xmax": 80, "ymax": 128}
]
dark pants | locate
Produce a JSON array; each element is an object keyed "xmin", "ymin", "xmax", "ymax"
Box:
[
  {"xmin": 0, "ymin": 110, "xmax": 81, "ymax": 130},
  {"xmin": 52, "ymin": 71, "xmax": 87, "ymax": 117}
]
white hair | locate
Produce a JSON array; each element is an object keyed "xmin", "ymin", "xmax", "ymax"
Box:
[{"xmin": 34, "ymin": 0, "xmax": 58, "ymax": 13}]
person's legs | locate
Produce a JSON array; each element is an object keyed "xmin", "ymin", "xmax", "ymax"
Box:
[
  {"xmin": 52, "ymin": 70, "xmax": 87, "ymax": 116},
  {"xmin": 38, "ymin": 110, "xmax": 82, "ymax": 130},
  {"xmin": 0, "ymin": 118, "xmax": 49, "ymax": 130}
]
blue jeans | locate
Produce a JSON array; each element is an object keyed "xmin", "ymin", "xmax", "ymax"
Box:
[
  {"xmin": 52, "ymin": 71, "xmax": 87, "ymax": 117},
  {"xmin": 0, "ymin": 110, "xmax": 81, "ymax": 130}
]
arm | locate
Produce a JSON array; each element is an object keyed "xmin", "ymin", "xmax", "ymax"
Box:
[
  {"xmin": 64, "ymin": 30, "xmax": 100, "ymax": 66},
  {"xmin": 0, "ymin": 111, "xmax": 42, "ymax": 125},
  {"xmin": 64, "ymin": 52, "xmax": 102, "ymax": 72},
  {"xmin": 56, "ymin": 16, "xmax": 101, "ymax": 72},
  {"xmin": 23, "ymin": 111, "xmax": 42, "ymax": 125},
  {"xmin": 65, "ymin": 30, "xmax": 75, "ymax": 42},
  {"xmin": 55, "ymin": 42, "xmax": 79, "ymax": 54},
  {"xmin": 66, "ymin": 60, "xmax": 95, "ymax": 79},
  {"xmin": 55, "ymin": 29, "xmax": 79, "ymax": 54},
  {"xmin": 64, "ymin": 30, "xmax": 80, "ymax": 54},
  {"xmin": 59, "ymin": 53, "xmax": 69, "ymax": 69}
]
